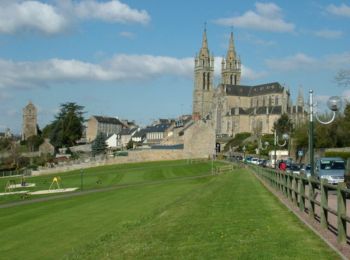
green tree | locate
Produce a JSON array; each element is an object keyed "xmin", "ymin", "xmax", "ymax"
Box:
[
  {"xmin": 44, "ymin": 102, "xmax": 85, "ymax": 148},
  {"xmin": 92, "ymin": 132, "xmax": 107, "ymax": 156},
  {"xmin": 272, "ymin": 113, "xmax": 293, "ymax": 134},
  {"xmin": 26, "ymin": 135, "xmax": 44, "ymax": 152}
]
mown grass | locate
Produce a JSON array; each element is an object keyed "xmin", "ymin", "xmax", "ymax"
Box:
[
  {"xmin": 0, "ymin": 165, "xmax": 340, "ymax": 259},
  {"xmin": 0, "ymin": 160, "xmax": 218, "ymax": 204}
]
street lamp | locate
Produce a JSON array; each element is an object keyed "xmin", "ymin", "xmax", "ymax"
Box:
[
  {"xmin": 274, "ymin": 130, "xmax": 289, "ymax": 169},
  {"xmin": 242, "ymin": 145, "xmax": 246, "ymax": 160},
  {"xmin": 260, "ymin": 140, "xmax": 269, "ymax": 150},
  {"xmin": 308, "ymin": 90, "xmax": 342, "ymax": 176}
]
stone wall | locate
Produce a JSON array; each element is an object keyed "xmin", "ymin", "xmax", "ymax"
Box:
[
  {"xmin": 183, "ymin": 119, "xmax": 216, "ymax": 158},
  {"xmin": 31, "ymin": 149, "xmax": 189, "ymax": 176}
]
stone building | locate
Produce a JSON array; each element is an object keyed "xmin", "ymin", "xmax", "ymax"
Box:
[
  {"xmin": 22, "ymin": 101, "xmax": 37, "ymax": 141},
  {"xmin": 86, "ymin": 116, "xmax": 125, "ymax": 142},
  {"xmin": 193, "ymin": 29, "xmax": 306, "ymax": 136},
  {"xmin": 39, "ymin": 138, "xmax": 55, "ymax": 155}
]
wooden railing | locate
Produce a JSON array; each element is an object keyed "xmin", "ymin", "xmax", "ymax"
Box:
[{"xmin": 251, "ymin": 165, "xmax": 349, "ymax": 244}]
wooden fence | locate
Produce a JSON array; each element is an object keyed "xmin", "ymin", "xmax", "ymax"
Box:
[{"xmin": 251, "ymin": 165, "xmax": 350, "ymax": 244}]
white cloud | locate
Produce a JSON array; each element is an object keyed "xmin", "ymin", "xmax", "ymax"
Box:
[
  {"xmin": 213, "ymin": 57, "xmax": 266, "ymax": 81},
  {"xmin": 342, "ymin": 89, "xmax": 350, "ymax": 99},
  {"xmin": 241, "ymin": 65, "xmax": 267, "ymax": 81},
  {"xmin": 0, "ymin": 0, "xmax": 150, "ymax": 34},
  {"xmin": 266, "ymin": 52, "xmax": 350, "ymax": 72},
  {"xmin": 326, "ymin": 4, "xmax": 350, "ymax": 17},
  {"xmin": 0, "ymin": 54, "xmax": 268, "ymax": 89},
  {"xmin": 214, "ymin": 2, "xmax": 294, "ymax": 32},
  {"xmin": 0, "ymin": 1, "xmax": 67, "ymax": 34},
  {"xmin": 74, "ymin": 0, "xmax": 150, "ymax": 24},
  {"xmin": 266, "ymin": 53, "xmax": 316, "ymax": 71},
  {"xmin": 314, "ymin": 29, "xmax": 343, "ymax": 39},
  {"xmin": 0, "ymin": 55, "xmax": 193, "ymax": 89}
]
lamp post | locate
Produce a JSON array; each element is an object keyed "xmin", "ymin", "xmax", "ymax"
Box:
[
  {"xmin": 274, "ymin": 130, "xmax": 289, "ymax": 169},
  {"xmin": 80, "ymin": 169, "xmax": 84, "ymax": 191},
  {"xmin": 242, "ymin": 145, "xmax": 246, "ymax": 161},
  {"xmin": 308, "ymin": 90, "xmax": 342, "ymax": 176}
]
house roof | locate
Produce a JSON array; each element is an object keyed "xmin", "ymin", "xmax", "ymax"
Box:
[
  {"xmin": 224, "ymin": 82, "xmax": 285, "ymax": 97},
  {"xmin": 120, "ymin": 127, "xmax": 138, "ymax": 135},
  {"xmin": 145, "ymin": 124, "xmax": 170, "ymax": 133},
  {"xmin": 93, "ymin": 116, "xmax": 123, "ymax": 125},
  {"xmin": 133, "ymin": 129, "xmax": 146, "ymax": 138}
]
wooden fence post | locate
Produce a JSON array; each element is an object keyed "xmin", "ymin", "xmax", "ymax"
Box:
[
  {"xmin": 289, "ymin": 175, "xmax": 293, "ymax": 202},
  {"xmin": 337, "ymin": 183, "xmax": 347, "ymax": 244},
  {"xmin": 286, "ymin": 174, "xmax": 290, "ymax": 199},
  {"xmin": 299, "ymin": 178, "xmax": 305, "ymax": 212},
  {"xmin": 293, "ymin": 176, "xmax": 298, "ymax": 207},
  {"xmin": 320, "ymin": 179, "xmax": 328, "ymax": 229},
  {"xmin": 308, "ymin": 178, "xmax": 315, "ymax": 220}
]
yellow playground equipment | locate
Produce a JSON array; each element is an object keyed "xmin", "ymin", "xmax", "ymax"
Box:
[{"xmin": 49, "ymin": 176, "xmax": 62, "ymax": 190}]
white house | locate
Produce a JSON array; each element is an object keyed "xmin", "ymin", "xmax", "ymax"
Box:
[{"xmin": 105, "ymin": 133, "xmax": 121, "ymax": 149}]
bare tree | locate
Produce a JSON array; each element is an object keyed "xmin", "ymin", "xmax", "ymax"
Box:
[{"xmin": 335, "ymin": 69, "xmax": 350, "ymax": 87}]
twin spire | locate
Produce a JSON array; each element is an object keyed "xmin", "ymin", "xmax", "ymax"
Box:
[{"xmin": 199, "ymin": 26, "xmax": 237, "ymax": 61}]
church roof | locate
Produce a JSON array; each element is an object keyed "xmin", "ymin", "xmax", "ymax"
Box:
[{"xmin": 224, "ymin": 82, "xmax": 285, "ymax": 97}]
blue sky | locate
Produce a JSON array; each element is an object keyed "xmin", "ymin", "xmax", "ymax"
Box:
[{"xmin": 0, "ymin": 0, "xmax": 349, "ymax": 134}]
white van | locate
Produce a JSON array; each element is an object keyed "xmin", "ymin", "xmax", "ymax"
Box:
[{"xmin": 315, "ymin": 157, "xmax": 345, "ymax": 184}]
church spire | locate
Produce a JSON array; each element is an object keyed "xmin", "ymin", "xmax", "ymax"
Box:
[
  {"xmin": 297, "ymin": 86, "xmax": 304, "ymax": 106},
  {"xmin": 199, "ymin": 24, "xmax": 209, "ymax": 58},
  {"xmin": 226, "ymin": 31, "xmax": 236, "ymax": 61}
]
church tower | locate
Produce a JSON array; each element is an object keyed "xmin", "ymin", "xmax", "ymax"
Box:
[
  {"xmin": 221, "ymin": 32, "xmax": 241, "ymax": 85},
  {"xmin": 193, "ymin": 27, "xmax": 214, "ymax": 120},
  {"xmin": 22, "ymin": 101, "xmax": 37, "ymax": 141}
]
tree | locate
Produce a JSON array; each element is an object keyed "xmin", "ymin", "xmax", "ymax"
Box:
[
  {"xmin": 335, "ymin": 69, "xmax": 350, "ymax": 87},
  {"xmin": 91, "ymin": 132, "xmax": 107, "ymax": 156},
  {"xmin": 26, "ymin": 135, "xmax": 44, "ymax": 152},
  {"xmin": 272, "ymin": 113, "xmax": 293, "ymax": 135},
  {"xmin": 44, "ymin": 102, "xmax": 85, "ymax": 148}
]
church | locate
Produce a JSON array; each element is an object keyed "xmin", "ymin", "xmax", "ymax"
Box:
[{"xmin": 192, "ymin": 29, "xmax": 306, "ymax": 137}]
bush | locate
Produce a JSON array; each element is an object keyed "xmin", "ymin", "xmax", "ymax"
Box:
[{"xmin": 324, "ymin": 151, "xmax": 350, "ymax": 160}]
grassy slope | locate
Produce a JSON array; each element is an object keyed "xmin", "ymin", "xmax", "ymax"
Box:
[
  {"xmin": 0, "ymin": 160, "xmax": 216, "ymax": 204},
  {"xmin": 0, "ymin": 167, "xmax": 339, "ymax": 259}
]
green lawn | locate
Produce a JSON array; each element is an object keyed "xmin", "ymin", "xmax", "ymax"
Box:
[
  {"xmin": 0, "ymin": 160, "xmax": 217, "ymax": 204},
  {"xmin": 0, "ymin": 164, "xmax": 339, "ymax": 259}
]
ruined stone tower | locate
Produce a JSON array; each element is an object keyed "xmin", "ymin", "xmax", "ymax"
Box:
[
  {"xmin": 192, "ymin": 28, "xmax": 214, "ymax": 120},
  {"xmin": 22, "ymin": 101, "xmax": 37, "ymax": 141}
]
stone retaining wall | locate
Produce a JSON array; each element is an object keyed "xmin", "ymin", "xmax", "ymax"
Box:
[{"xmin": 31, "ymin": 149, "xmax": 190, "ymax": 176}]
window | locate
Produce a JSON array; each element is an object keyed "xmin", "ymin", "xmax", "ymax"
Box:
[
  {"xmin": 207, "ymin": 73, "xmax": 210, "ymax": 90},
  {"xmin": 275, "ymin": 96, "xmax": 279, "ymax": 105},
  {"xmin": 202, "ymin": 73, "xmax": 206, "ymax": 90}
]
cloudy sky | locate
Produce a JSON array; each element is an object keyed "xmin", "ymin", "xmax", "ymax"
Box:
[{"xmin": 0, "ymin": 0, "xmax": 349, "ymax": 134}]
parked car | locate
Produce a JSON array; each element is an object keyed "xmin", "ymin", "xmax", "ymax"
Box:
[
  {"xmin": 287, "ymin": 164, "xmax": 301, "ymax": 175},
  {"xmin": 300, "ymin": 164, "xmax": 311, "ymax": 177},
  {"xmin": 251, "ymin": 158, "xmax": 259, "ymax": 165},
  {"xmin": 315, "ymin": 157, "xmax": 345, "ymax": 185}
]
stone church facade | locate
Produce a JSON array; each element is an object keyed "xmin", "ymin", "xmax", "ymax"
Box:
[
  {"xmin": 193, "ymin": 29, "xmax": 305, "ymax": 137},
  {"xmin": 22, "ymin": 101, "xmax": 38, "ymax": 141}
]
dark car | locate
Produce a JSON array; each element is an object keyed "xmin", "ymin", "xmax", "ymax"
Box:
[{"xmin": 287, "ymin": 164, "xmax": 301, "ymax": 175}]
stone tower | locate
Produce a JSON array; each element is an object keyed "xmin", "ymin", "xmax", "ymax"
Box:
[
  {"xmin": 22, "ymin": 101, "xmax": 37, "ymax": 141},
  {"xmin": 221, "ymin": 32, "xmax": 241, "ymax": 85},
  {"xmin": 193, "ymin": 28, "xmax": 214, "ymax": 120}
]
